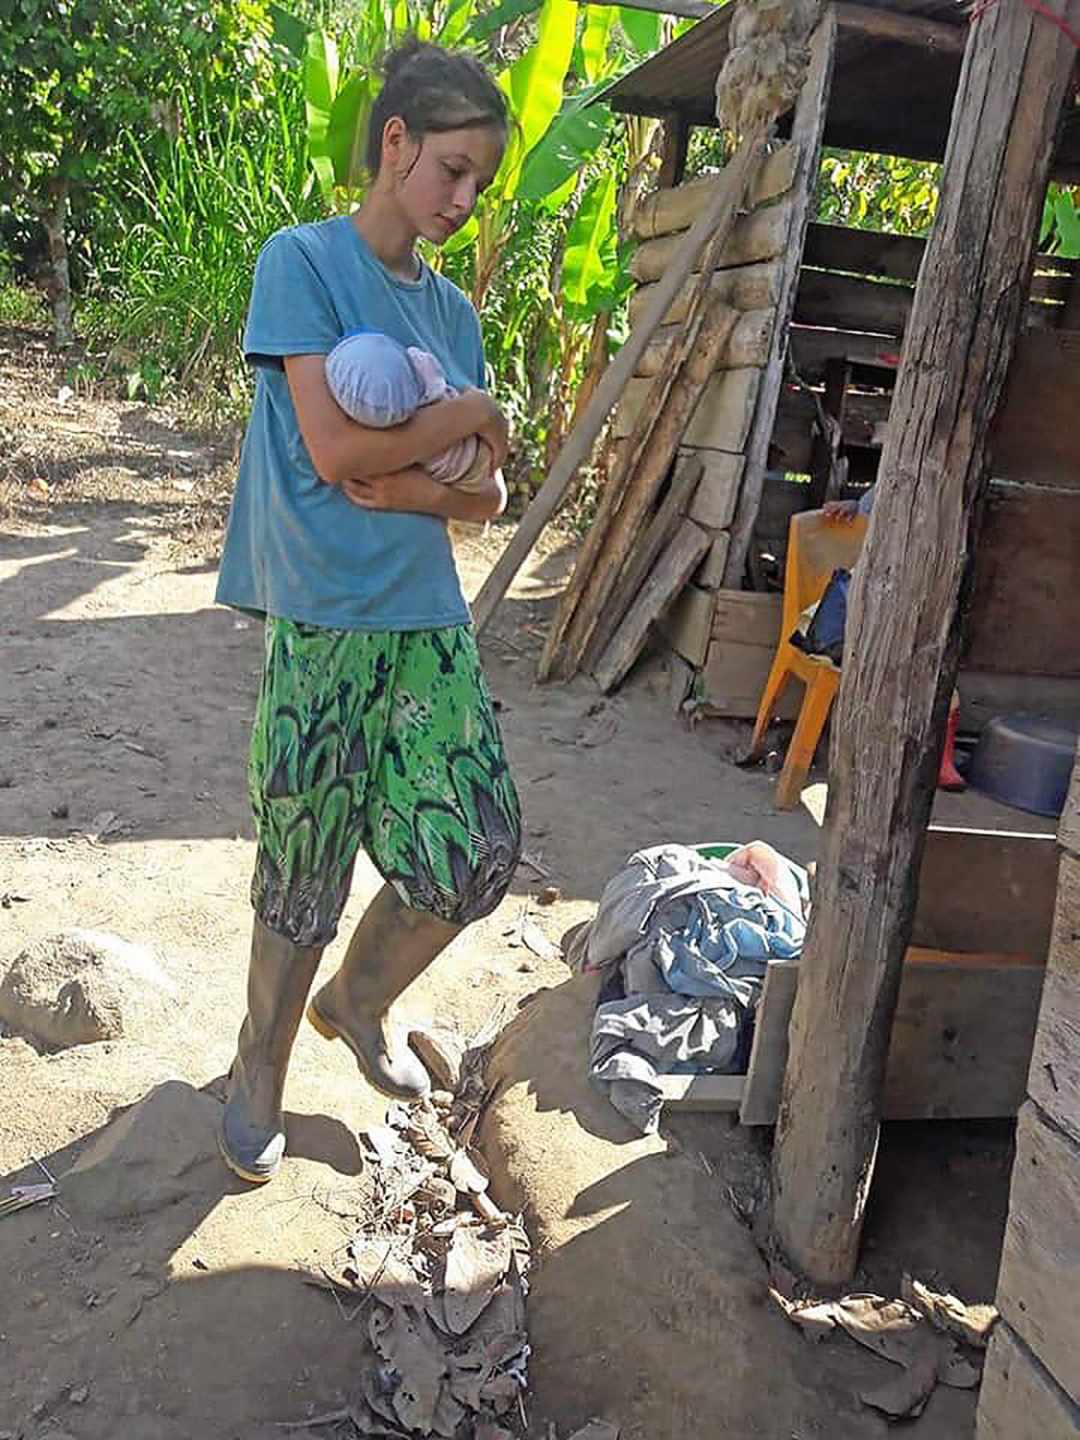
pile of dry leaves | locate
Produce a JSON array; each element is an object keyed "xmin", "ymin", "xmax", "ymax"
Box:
[
  {"xmin": 293, "ymin": 1022, "xmax": 550, "ymax": 1440},
  {"xmin": 771, "ymin": 1275, "xmax": 998, "ymax": 1421}
]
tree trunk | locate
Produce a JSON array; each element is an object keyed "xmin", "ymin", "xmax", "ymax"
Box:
[
  {"xmin": 43, "ymin": 177, "xmax": 74, "ymax": 349},
  {"xmin": 771, "ymin": 0, "xmax": 1080, "ymax": 1288}
]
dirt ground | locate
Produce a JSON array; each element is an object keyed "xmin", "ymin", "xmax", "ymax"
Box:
[{"xmin": 0, "ymin": 324, "xmax": 1018, "ymax": 1439}]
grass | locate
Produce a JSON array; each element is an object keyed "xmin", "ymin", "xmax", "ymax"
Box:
[
  {"xmin": 0, "ymin": 283, "xmax": 47, "ymax": 327},
  {"xmin": 84, "ymin": 73, "xmax": 323, "ymax": 416}
]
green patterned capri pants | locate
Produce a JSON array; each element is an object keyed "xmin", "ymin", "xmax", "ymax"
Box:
[{"xmin": 248, "ymin": 619, "xmax": 522, "ymax": 947}]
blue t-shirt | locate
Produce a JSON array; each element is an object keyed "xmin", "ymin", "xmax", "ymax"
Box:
[{"xmin": 215, "ymin": 217, "xmax": 485, "ymax": 630}]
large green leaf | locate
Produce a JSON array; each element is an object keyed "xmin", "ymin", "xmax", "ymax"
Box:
[
  {"xmin": 562, "ymin": 167, "xmax": 617, "ymax": 312},
  {"xmin": 619, "ymin": 5, "xmax": 661, "ymax": 53},
  {"xmin": 439, "ymin": 0, "xmax": 476, "ymax": 45},
  {"xmin": 1054, "ymin": 189, "xmax": 1080, "ymax": 258},
  {"xmin": 269, "ymin": 3, "xmax": 309, "ymax": 61},
  {"xmin": 518, "ymin": 85, "xmax": 611, "ymax": 201},
  {"xmin": 304, "ymin": 28, "xmax": 339, "ymax": 156},
  {"xmin": 326, "ymin": 69, "xmax": 375, "ymax": 188},
  {"xmin": 507, "ymin": 0, "xmax": 578, "ymax": 157},
  {"xmin": 580, "ymin": 4, "xmax": 615, "ymax": 82},
  {"xmin": 466, "ymin": 0, "xmax": 542, "ymax": 42}
]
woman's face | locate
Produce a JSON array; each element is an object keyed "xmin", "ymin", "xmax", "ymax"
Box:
[{"xmin": 382, "ymin": 120, "xmax": 505, "ymax": 243}]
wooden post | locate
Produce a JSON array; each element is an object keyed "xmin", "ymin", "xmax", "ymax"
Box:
[
  {"xmin": 722, "ymin": 10, "xmax": 836, "ymax": 588},
  {"xmin": 807, "ymin": 356, "xmax": 851, "ymax": 507},
  {"xmin": 771, "ymin": 0, "xmax": 1080, "ymax": 1287},
  {"xmin": 657, "ymin": 112, "xmax": 692, "ymax": 190}
]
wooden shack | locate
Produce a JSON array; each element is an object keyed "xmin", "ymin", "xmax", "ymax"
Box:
[{"xmin": 599, "ymin": 0, "xmax": 1080, "ymax": 728}]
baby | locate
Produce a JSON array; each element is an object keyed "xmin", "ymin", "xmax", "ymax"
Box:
[{"xmin": 325, "ymin": 331, "xmax": 506, "ymax": 510}]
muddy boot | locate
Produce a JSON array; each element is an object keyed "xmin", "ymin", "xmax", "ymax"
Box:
[
  {"xmin": 307, "ymin": 884, "xmax": 459, "ymax": 1101},
  {"xmin": 219, "ymin": 918, "xmax": 323, "ymax": 1184}
]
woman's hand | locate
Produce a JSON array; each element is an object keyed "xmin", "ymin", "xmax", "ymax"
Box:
[
  {"xmin": 460, "ymin": 388, "xmax": 510, "ymax": 472},
  {"xmin": 342, "ymin": 466, "xmax": 504, "ymax": 522}
]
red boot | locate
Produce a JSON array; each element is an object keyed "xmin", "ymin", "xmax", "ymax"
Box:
[{"xmin": 938, "ymin": 695, "xmax": 966, "ymax": 792}]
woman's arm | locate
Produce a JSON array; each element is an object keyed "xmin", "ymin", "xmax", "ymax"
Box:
[
  {"xmin": 283, "ymin": 354, "xmax": 508, "ymax": 485},
  {"xmin": 342, "ymin": 466, "xmax": 505, "ymax": 523}
]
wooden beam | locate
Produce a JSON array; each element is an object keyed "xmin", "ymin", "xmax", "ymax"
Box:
[
  {"xmin": 978, "ymin": 1324, "xmax": 1080, "ymax": 1439},
  {"xmin": 657, "ymin": 112, "xmax": 692, "ymax": 189},
  {"xmin": 574, "ymin": 0, "xmax": 712, "ymax": 17},
  {"xmin": 833, "ymin": 1, "xmax": 966, "ymax": 55},
  {"xmin": 740, "ymin": 950, "xmax": 1046, "ymax": 1126},
  {"xmin": 723, "ymin": 11, "xmax": 837, "ymax": 588},
  {"xmin": 658, "ymin": 1073, "xmax": 745, "ymax": 1110},
  {"xmin": 592, "ymin": 518, "xmax": 711, "ymax": 693},
  {"xmin": 771, "ymin": 0, "xmax": 1080, "ymax": 1287}
]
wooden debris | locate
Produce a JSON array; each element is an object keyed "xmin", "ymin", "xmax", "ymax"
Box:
[
  {"xmin": 471, "ymin": 128, "xmax": 768, "ymax": 635},
  {"xmin": 592, "ymin": 520, "xmax": 711, "ymax": 694}
]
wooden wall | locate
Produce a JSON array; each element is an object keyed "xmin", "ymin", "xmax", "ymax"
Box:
[{"xmin": 976, "ymin": 748, "xmax": 1080, "ymax": 1438}]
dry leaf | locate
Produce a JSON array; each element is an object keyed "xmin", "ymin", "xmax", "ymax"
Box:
[
  {"xmin": 408, "ymin": 1028, "xmax": 464, "ymax": 1091},
  {"xmin": 405, "ymin": 1106, "xmax": 455, "ymax": 1163},
  {"xmin": 939, "ymin": 1353, "xmax": 982, "ymax": 1389},
  {"xmin": 901, "ymin": 1275, "xmax": 999, "ymax": 1348},
  {"xmin": 521, "ymin": 919, "xmax": 559, "ymax": 963},
  {"xmin": 362, "ymin": 1126, "xmax": 406, "ymax": 1166},
  {"xmin": 479, "ymin": 1372, "xmax": 518, "ymax": 1414},
  {"xmin": 442, "ymin": 1226, "xmax": 512, "ymax": 1335},
  {"xmin": 449, "ymin": 1148, "xmax": 489, "ymax": 1195},
  {"xmin": 860, "ymin": 1350, "xmax": 938, "ymax": 1420},
  {"xmin": 430, "ymin": 1381, "xmax": 466, "ymax": 1438},
  {"xmin": 369, "ymin": 1305, "xmax": 447, "ymax": 1433},
  {"xmin": 567, "ymin": 1425, "xmax": 621, "ymax": 1440}
]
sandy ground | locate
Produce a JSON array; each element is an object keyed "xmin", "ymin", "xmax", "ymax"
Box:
[{"xmin": 0, "ymin": 324, "xmax": 1019, "ymax": 1439}]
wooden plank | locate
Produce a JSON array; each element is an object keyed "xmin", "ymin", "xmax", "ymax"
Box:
[
  {"xmin": 1061, "ymin": 747, "xmax": 1080, "ymax": 857},
  {"xmin": 711, "ymin": 589, "xmax": 783, "ymax": 648},
  {"xmin": 957, "ymin": 671, "xmax": 1080, "ymax": 736},
  {"xmin": 701, "ymin": 637, "xmax": 798, "ymax": 720},
  {"xmin": 723, "ymin": 14, "xmax": 837, "ymax": 589},
  {"xmin": 788, "ymin": 324, "xmax": 904, "ymax": 385},
  {"xmin": 660, "ymin": 582, "xmax": 714, "ymax": 668},
  {"xmin": 795, "ymin": 268, "xmax": 912, "ymax": 336},
  {"xmin": 582, "ymin": 453, "xmax": 703, "ymax": 670},
  {"xmin": 593, "ymin": 520, "xmax": 711, "ymax": 693},
  {"xmin": 833, "ymin": 1, "xmax": 966, "ymax": 54},
  {"xmin": 633, "ymin": 144, "xmax": 799, "ymax": 240},
  {"xmin": 996, "ymin": 1102, "xmax": 1080, "ymax": 1404},
  {"xmin": 685, "ymin": 448, "xmax": 744, "ymax": 529},
  {"xmin": 656, "ymin": 112, "xmax": 691, "ymax": 190},
  {"xmin": 1028, "ymin": 852, "xmax": 1080, "ymax": 1145},
  {"xmin": 803, "ymin": 221, "xmax": 926, "ymax": 283},
  {"xmin": 614, "ymin": 367, "xmax": 762, "ymax": 449},
  {"xmin": 658, "ymin": 1073, "xmax": 745, "ymax": 1111},
  {"xmin": 912, "ymin": 828, "xmax": 1060, "ymax": 959},
  {"xmin": 697, "ymin": 531, "xmax": 732, "ymax": 590},
  {"xmin": 628, "ymin": 261, "xmax": 783, "ymax": 328},
  {"xmin": 636, "ymin": 307, "xmax": 775, "ymax": 377},
  {"xmin": 739, "ymin": 951, "xmax": 1046, "ymax": 1126},
  {"xmin": 965, "ymin": 486, "xmax": 1080, "ymax": 677},
  {"xmin": 977, "ymin": 1323, "xmax": 1080, "ymax": 1440},
  {"xmin": 630, "ymin": 200, "xmax": 792, "ymax": 284},
  {"xmin": 992, "ymin": 331, "xmax": 1080, "ymax": 488}
]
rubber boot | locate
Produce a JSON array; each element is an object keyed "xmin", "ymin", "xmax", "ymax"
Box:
[
  {"xmin": 219, "ymin": 918, "xmax": 323, "ymax": 1184},
  {"xmin": 307, "ymin": 884, "xmax": 460, "ymax": 1100},
  {"xmin": 937, "ymin": 694, "xmax": 966, "ymax": 792}
]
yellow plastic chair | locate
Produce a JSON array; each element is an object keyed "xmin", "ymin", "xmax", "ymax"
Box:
[{"xmin": 749, "ymin": 508, "xmax": 868, "ymax": 809}]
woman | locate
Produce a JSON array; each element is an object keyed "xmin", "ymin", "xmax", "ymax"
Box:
[{"xmin": 214, "ymin": 38, "xmax": 522, "ymax": 1183}]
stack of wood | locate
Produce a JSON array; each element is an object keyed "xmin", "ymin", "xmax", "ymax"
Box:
[{"xmin": 537, "ymin": 142, "xmax": 801, "ymax": 693}]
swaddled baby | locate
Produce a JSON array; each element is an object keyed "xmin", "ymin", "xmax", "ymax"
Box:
[{"xmin": 325, "ymin": 331, "xmax": 505, "ymax": 508}]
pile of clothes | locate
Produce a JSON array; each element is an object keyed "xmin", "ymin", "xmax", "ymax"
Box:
[{"xmin": 568, "ymin": 841, "xmax": 809, "ymax": 1133}]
